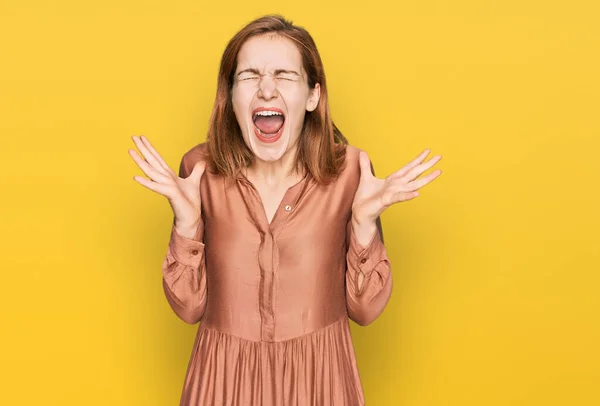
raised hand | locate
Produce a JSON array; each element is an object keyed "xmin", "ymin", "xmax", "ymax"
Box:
[
  {"xmin": 128, "ymin": 135, "xmax": 206, "ymax": 238},
  {"xmin": 352, "ymin": 149, "xmax": 442, "ymax": 222}
]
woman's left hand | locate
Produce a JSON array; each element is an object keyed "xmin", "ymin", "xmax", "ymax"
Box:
[{"xmin": 352, "ymin": 149, "xmax": 443, "ymax": 223}]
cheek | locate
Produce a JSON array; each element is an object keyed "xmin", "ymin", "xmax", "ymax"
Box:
[
  {"xmin": 231, "ymin": 90, "xmax": 241, "ymax": 111},
  {"xmin": 280, "ymin": 87, "xmax": 311, "ymax": 115},
  {"xmin": 231, "ymin": 90, "xmax": 251, "ymax": 135},
  {"xmin": 232, "ymin": 86, "xmax": 252, "ymax": 109}
]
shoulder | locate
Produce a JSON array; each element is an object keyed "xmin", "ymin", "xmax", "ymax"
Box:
[
  {"xmin": 339, "ymin": 143, "xmax": 362, "ymax": 181},
  {"xmin": 343, "ymin": 144, "xmax": 361, "ymax": 164},
  {"xmin": 178, "ymin": 142, "xmax": 209, "ymax": 177}
]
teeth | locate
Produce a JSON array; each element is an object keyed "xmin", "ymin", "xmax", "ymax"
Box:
[{"xmin": 254, "ymin": 110, "xmax": 283, "ymax": 116}]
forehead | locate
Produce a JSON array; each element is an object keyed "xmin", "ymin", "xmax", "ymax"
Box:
[{"xmin": 236, "ymin": 34, "xmax": 303, "ymax": 73}]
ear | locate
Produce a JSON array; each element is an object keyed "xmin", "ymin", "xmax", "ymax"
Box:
[{"xmin": 306, "ymin": 83, "xmax": 321, "ymax": 112}]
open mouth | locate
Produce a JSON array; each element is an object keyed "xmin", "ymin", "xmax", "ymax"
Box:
[{"xmin": 252, "ymin": 107, "xmax": 286, "ymax": 143}]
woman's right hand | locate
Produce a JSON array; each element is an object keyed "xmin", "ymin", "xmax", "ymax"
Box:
[{"xmin": 129, "ymin": 135, "xmax": 206, "ymax": 238}]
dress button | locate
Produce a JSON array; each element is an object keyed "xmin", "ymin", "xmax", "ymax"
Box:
[
  {"xmin": 285, "ymin": 205, "xmax": 292, "ymax": 211},
  {"xmin": 191, "ymin": 249, "xmax": 199, "ymax": 255},
  {"xmin": 360, "ymin": 258, "xmax": 367, "ymax": 264}
]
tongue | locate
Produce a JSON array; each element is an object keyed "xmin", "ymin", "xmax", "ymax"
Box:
[{"xmin": 254, "ymin": 115, "xmax": 284, "ymax": 134}]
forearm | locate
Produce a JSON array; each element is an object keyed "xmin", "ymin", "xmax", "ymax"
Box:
[
  {"xmin": 350, "ymin": 215, "xmax": 378, "ymax": 250},
  {"xmin": 162, "ymin": 224, "xmax": 207, "ymax": 324},
  {"xmin": 345, "ymin": 218, "xmax": 392, "ymax": 326}
]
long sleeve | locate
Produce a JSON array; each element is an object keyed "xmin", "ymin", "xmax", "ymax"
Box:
[
  {"xmin": 161, "ymin": 154, "xmax": 208, "ymax": 324},
  {"xmin": 162, "ymin": 223, "xmax": 207, "ymax": 324},
  {"xmin": 345, "ymin": 219, "xmax": 393, "ymax": 326}
]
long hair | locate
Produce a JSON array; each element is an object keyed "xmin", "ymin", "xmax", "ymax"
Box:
[{"xmin": 204, "ymin": 14, "xmax": 348, "ymax": 184}]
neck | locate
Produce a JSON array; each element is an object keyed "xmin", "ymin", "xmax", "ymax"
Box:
[{"xmin": 245, "ymin": 145, "xmax": 304, "ymax": 187}]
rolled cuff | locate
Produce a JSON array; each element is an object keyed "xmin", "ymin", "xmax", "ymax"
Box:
[
  {"xmin": 168, "ymin": 224, "xmax": 205, "ymax": 269},
  {"xmin": 347, "ymin": 225, "xmax": 388, "ymax": 277}
]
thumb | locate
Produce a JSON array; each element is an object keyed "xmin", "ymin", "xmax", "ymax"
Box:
[
  {"xmin": 358, "ymin": 150, "xmax": 373, "ymax": 180},
  {"xmin": 188, "ymin": 160, "xmax": 206, "ymax": 185}
]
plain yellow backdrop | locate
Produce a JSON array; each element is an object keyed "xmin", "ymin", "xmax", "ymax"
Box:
[{"xmin": 1, "ymin": 1, "xmax": 599, "ymax": 405}]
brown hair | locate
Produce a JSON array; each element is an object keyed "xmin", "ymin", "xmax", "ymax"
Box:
[{"xmin": 204, "ymin": 14, "xmax": 348, "ymax": 184}]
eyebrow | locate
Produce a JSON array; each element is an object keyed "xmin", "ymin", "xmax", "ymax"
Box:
[{"xmin": 236, "ymin": 68, "xmax": 301, "ymax": 77}]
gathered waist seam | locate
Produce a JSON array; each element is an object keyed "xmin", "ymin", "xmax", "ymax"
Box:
[{"xmin": 198, "ymin": 314, "xmax": 349, "ymax": 344}]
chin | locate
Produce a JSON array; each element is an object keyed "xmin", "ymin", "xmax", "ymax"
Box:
[{"xmin": 248, "ymin": 130, "xmax": 290, "ymax": 162}]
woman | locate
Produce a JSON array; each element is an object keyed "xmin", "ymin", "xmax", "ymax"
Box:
[{"xmin": 129, "ymin": 14, "xmax": 441, "ymax": 406}]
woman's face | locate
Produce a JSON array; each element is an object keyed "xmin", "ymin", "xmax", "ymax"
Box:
[{"xmin": 231, "ymin": 34, "xmax": 320, "ymax": 163}]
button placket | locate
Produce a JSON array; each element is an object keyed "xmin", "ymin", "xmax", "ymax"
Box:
[
  {"xmin": 258, "ymin": 232, "xmax": 275, "ymax": 341},
  {"xmin": 238, "ymin": 174, "xmax": 312, "ymax": 342}
]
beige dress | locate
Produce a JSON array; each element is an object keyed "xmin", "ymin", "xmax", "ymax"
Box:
[{"xmin": 162, "ymin": 143, "xmax": 393, "ymax": 405}]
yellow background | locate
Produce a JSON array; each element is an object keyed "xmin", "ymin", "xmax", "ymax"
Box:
[{"xmin": 1, "ymin": 1, "xmax": 599, "ymax": 405}]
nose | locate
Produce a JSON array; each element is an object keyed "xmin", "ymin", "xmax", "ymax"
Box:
[{"xmin": 257, "ymin": 74, "xmax": 278, "ymax": 100}]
